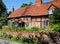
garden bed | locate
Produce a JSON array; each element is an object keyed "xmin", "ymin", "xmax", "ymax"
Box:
[
  {"xmin": 0, "ymin": 30, "xmax": 60, "ymax": 44},
  {"xmin": 0, "ymin": 25, "xmax": 60, "ymax": 44}
]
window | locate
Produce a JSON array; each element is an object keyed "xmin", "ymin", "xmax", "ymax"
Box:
[
  {"xmin": 24, "ymin": 17, "xmax": 28, "ymax": 20},
  {"xmin": 48, "ymin": 9, "xmax": 53, "ymax": 14},
  {"xmin": 46, "ymin": 20, "xmax": 49, "ymax": 26},
  {"xmin": 44, "ymin": 20, "xmax": 49, "ymax": 27}
]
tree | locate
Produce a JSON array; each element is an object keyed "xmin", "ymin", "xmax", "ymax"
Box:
[
  {"xmin": 7, "ymin": 11, "xmax": 12, "ymax": 16},
  {"xmin": 0, "ymin": 0, "xmax": 7, "ymax": 28},
  {"xmin": 49, "ymin": 7, "xmax": 60, "ymax": 24},
  {"xmin": 0, "ymin": 13, "xmax": 8, "ymax": 28},
  {"xmin": 21, "ymin": 2, "xmax": 33, "ymax": 8},
  {"xmin": 0, "ymin": 0, "xmax": 7, "ymax": 15},
  {"xmin": 29, "ymin": 2, "xmax": 33, "ymax": 6}
]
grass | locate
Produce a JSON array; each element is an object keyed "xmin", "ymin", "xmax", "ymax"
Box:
[{"xmin": 0, "ymin": 37, "xmax": 21, "ymax": 44}]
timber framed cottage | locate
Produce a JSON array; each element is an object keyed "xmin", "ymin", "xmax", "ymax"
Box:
[{"xmin": 8, "ymin": 0, "xmax": 60, "ymax": 28}]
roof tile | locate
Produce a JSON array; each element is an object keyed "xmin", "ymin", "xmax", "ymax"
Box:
[{"xmin": 8, "ymin": 0, "xmax": 60, "ymax": 18}]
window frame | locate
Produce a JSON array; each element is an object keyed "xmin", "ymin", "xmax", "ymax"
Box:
[{"xmin": 48, "ymin": 9, "xmax": 54, "ymax": 14}]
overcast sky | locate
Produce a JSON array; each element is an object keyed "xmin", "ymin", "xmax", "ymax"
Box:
[{"xmin": 2, "ymin": 0, "xmax": 51, "ymax": 12}]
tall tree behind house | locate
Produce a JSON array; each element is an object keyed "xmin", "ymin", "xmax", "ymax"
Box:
[
  {"xmin": 21, "ymin": 2, "xmax": 33, "ymax": 8},
  {"xmin": 0, "ymin": 0, "xmax": 7, "ymax": 29},
  {"xmin": 0, "ymin": 0, "xmax": 7, "ymax": 15}
]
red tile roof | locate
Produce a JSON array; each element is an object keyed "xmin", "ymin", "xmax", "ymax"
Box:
[{"xmin": 8, "ymin": 0, "xmax": 60, "ymax": 18}]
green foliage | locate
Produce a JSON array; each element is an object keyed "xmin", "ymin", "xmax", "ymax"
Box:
[
  {"xmin": 31, "ymin": 27, "xmax": 40, "ymax": 31},
  {"xmin": 21, "ymin": 36, "xmax": 35, "ymax": 44},
  {"xmin": 0, "ymin": 13, "xmax": 8, "ymax": 29},
  {"xmin": 0, "ymin": 32, "xmax": 12, "ymax": 39},
  {"xmin": 20, "ymin": 27, "xmax": 26, "ymax": 31},
  {"xmin": 11, "ymin": 27, "xmax": 26, "ymax": 32},
  {"xmin": 25, "ymin": 27, "xmax": 40, "ymax": 32},
  {"xmin": 2, "ymin": 26, "xmax": 26, "ymax": 32},
  {"xmin": 7, "ymin": 11, "xmax": 12, "ymax": 16},
  {"xmin": 52, "ymin": 24, "xmax": 60, "ymax": 32},
  {"xmin": 15, "ymin": 27, "xmax": 21, "ymax": 32},
  {"xmin": 21, "ymin": 3, "xmax": 28, "ymax": 7},
  {"xmin": 0, "ymin": 0, "xmax": 6, "ymax": 14},
  {"xmin": 21, "ymin": 35, "xmax": 45, "ymax": 44},
  {"xmin": 49, "ymin": 7, "xmax": 60, "ymax": 24},
  {"xmin": 2, "ymin": 26, "xmax": 55, "ymax": 33},
  {"xmin": 37, "ymin": 40, "xmax": 44, "ymax": 44},
  {"xmin": 39, "ymin": 29, "xmax": 54, "ymax": 33},
  {"xmin": 0, "ymin": 24, "xmax": 2, "ymax": 29},
  {"xmin": 2, "ymin": 26, "xmax": 40, "ymax": 32},
  {"xmin": 0, "ymin": 0, "xmax": 8, "ymax": 29},
  {"xmin": 29, "ymin": 2, "xmax": 33, "ymax": 6},
  {"xmin": 0, "ymin": 31, "xmax": 4, "ymax": 37},
  {"xmin": 25, "ymin": 27, "xmax": 32, "ymax": 31},
  {"xmin": 2, "ymin": 26, "xmax": 56, "ymax": 33},
  {"xmin": 2, "ymin": 26, "xmax": 13, "ymax": 31},
  {"xmin": 21, "ymin": 2, "xmax": 33, "ymax": 8},
  {"xmin": 12, "ymin": 34, "xmax": 19, "ymax": 41}
]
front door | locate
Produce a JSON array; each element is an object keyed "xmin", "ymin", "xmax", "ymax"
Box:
[{"xmin": 18, "ymin": 22, "xmax": 25, "ymax": 27}]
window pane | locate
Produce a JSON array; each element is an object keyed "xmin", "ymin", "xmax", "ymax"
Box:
[
  {"xmin": 46, "ymin": 20, "xmax": 48, "ymax": 26},
  {"xmin": 44, "ymin": 20, "xmax": 48, "ymax": 26},
  {"xmin": 48, "ymin": 10, "xmax": 53, "ymax": 14},
  {"xmin": 24, "ymin": 17, "xmax": 28, "ymax": 20}
]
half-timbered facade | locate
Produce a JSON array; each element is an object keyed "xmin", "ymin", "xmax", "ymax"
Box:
[{"xmin": 8, "ymin": 0, "xmax": 60, "ymax": 28}]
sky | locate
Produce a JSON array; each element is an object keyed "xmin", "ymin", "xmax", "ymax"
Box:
[{"xmin": 2, "ymin": 0, "xmax": 51, "ymax": 12}]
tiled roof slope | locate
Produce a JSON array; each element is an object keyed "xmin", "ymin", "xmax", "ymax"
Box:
[{"xmin": 8, "ymin": 0, "xmax": 60, "ymax": 18}]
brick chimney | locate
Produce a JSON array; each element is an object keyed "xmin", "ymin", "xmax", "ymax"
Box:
[
  {"xmin": 36, "ymin": 0, "xmax": 42, "ymax": 6},
  {"xmin": 12, "ymin": 6, "xmax": 15, "ymax": 12}
]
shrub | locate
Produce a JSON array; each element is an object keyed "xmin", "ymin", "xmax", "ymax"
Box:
[
  {"xmin": 53, "ymin": 24, "xmax": 60, "ymax": 32},
  {"xmin": 39, "ymin": 29, "xmax": 54, "ymax": 33},
  {"xmin": 21, "ymin": 36, "xmax": 35, "ymax": 44},
  {"xmin": 12, "ymin": 34, "xmax": 19, "ymax": 41},
  {"xmin": 0, "ymin": 24, "xmax": 2, "ymax": 29},
  {"xmin": 2, "ymin": 26, "xmax": 40, "ymax": 32},
  {"xmin": 6, "ymin": 34, "xmax": 12, "ymax": 39},
  {"xmin": 15, "ymin": 27, "xmax": 26, "ymax": 32},
  {"xmin": 2, "ymin": 32, "xmax": 8, "ymax": 38},
  {"xmin": 0, "ymin": 32, "xmax": 4, "ymax": 37},
  {"xmin": 31, "ymin": 27, "xmax": 40, "ymax": 31},
  {"xmin": 25, "ymin": 27, "xmax": 40, "ymax": 32},
  {"xmin": 20, "ymin": 27, "xmax": 26, "ymax": 31},
  {"xmin": 2, "ymin": 26, "xmax": 13, "ymax": 31},
  {"xmin": 25, "ymin": 27, "xmax": 32, "ymax": 32},
  {"xmin": 2, "ymin": 26, "xmax": 22, "ymax": 32},
  {"xmin": 14, "ymin": 27, "xmax": 21, "ymax": 32},
  {"xmin": 1, "ymin": 32, "xmax": 12, "ymax": 39},
  {"xmin": 21, "ymin": 35, "xmax": 45, "ymax": 44}
]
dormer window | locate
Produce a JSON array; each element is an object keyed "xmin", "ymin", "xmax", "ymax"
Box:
[
  {"xmin": 48, "ymin": 9, "xmax": 53, "ymax": 14},
  {"xmin": 48, "ymin": 9, "xmax": 54, "ymax": 14}
]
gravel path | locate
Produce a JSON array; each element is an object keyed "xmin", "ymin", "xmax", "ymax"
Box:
[{"xmin": 0, "ymin": 39, "xmax": 21, "ymax": 44}]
